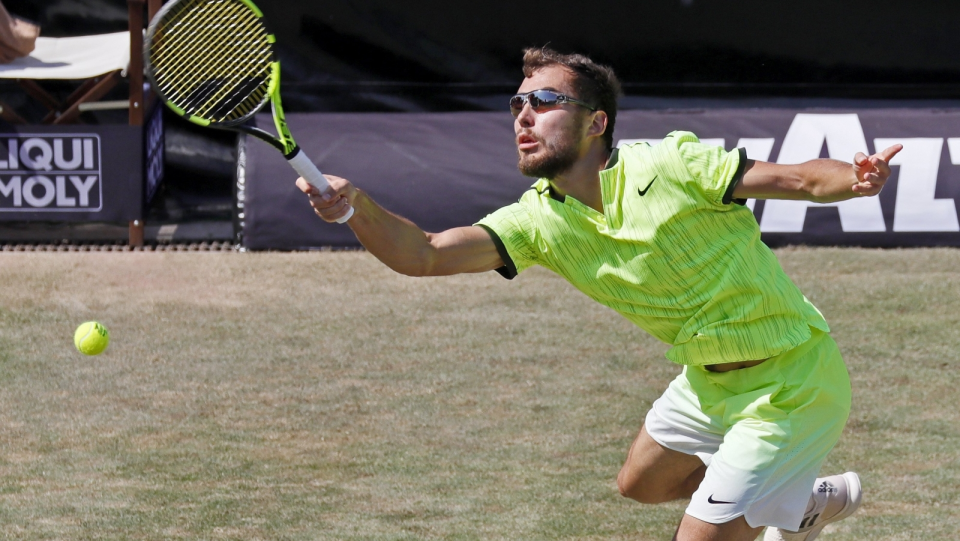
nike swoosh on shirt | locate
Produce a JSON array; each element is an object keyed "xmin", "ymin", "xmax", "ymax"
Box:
[
  {"xmin": 707, "ymin": 495, "xmax": 737, "ymax": 505},
  {"xmin": 638, "ymin": 176, "xmax": 658, "ymax": 196}
]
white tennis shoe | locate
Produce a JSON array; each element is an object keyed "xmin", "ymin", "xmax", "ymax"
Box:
[{"xmin": 764, "ymin": 472, "xmax": 862, "ymax": 541}]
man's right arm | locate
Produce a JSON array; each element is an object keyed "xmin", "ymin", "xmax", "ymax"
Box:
[{"xmin": 297, "ymin": 175, "xmax": 504, "ymax": 277}]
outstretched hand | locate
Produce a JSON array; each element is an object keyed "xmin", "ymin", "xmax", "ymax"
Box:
[
  {"xmin": 852, "ymin": 144, "xmax": 902, "ymax": 197},
  {"xmin": 296, "ymin": 174, "xmax": 356, "ymax": 223}
]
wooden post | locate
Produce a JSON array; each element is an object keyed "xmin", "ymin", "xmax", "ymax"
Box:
[
  {"xmin": 128, "ymin": 0, "xmax": 146, "ymax": 247},
  {"xmin": 148, "ymin": 0, "xmax": 162, "ymax": 23},
  {"xmin": 129, "ymin": 219, "xmax": 145, "ymax": 247}
]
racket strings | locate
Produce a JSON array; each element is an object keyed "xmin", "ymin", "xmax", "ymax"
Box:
[
  {"xmin": 155, "ymin": 1, "xmax": 270, "ymax": 120},
  {"xmin": 149, "ymin": 0, "xmax": 272, "ymax": 123},
  {"xmin": 164, "ymin": 4, "xmax": 266, "ymax": 114},
  {"xmin": 152, "ymin": 1, "xmax": 244, "ymax": 87},
  {"xmin": 152, "ymin": 0, "xmax": 239, "ymax": 100},
  {"xmin": 150, "ymin": 0, "xmax": 223, "ymax": 72},
  {"xmin": 154, "ymin": 0, "xmax": 269, "ymax": 114}
]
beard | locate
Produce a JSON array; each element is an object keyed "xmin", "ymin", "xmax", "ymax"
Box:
[{"xmin": 517, "ymin": 131, "xmax": 581, "ymax": 179}]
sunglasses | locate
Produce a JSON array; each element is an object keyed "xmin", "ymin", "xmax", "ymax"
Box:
[{"xmin": 509, "ymin": 90, "xmax": 596, "ymax": 117}]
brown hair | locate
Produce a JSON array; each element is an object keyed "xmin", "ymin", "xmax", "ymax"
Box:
[{"xmin": 522, "ymin": 47, "xmax": 622, "ymax": 150}]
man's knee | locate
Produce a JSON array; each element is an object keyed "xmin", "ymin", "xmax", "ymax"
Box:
[
  {"xmin": 618, "ymin": 477, "xmax": 661, "ymax": 503},
  {"xmin": 616, "ymin": 466, "xmax": 644, "ymax": 501},
  {"xmin": 617, "ymin": 462, "xmax": 674, "ymax": 504},
  {"xmin": 618, "ymin": 425, "xmax": 707, "ymax": 504}
]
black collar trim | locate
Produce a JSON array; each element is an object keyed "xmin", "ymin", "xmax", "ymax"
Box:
[{"xmin": 603, "ymin": 148, "xmax": 619, "ymax": 170}]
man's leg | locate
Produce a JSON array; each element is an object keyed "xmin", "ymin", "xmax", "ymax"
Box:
[
  {"xmin": 673, "ymin": 514, "xmax": 762, "ymax": 541},
  {"xmin": 618, "ymin": 427, "xmax": 763, "ymax": 541},
  {"xmin": 617, "ymin": 425, "xmax": 706, "ymax": 504},
  {"xmin": 677, "ymin": 330, "xmax": 852, "ymax": 537}
]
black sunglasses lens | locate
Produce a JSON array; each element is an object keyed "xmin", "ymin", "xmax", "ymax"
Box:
[
  {"xmin": 530, "ymin": 91, "xmax": 560, "ymax": 110},
  {"xmin": 510, "ymin": 91, "xmax": 562, "ymax": 116},
  {"xmin": 509, "ymin": 95, "xmax": 525, "ymax": 115}
]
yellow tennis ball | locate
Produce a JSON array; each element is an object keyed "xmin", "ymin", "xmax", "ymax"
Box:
[{"xmin": 74, "ymin": 321, "xmax": 109, "ymax": 355}]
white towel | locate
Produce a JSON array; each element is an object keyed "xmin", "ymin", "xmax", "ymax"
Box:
[{"xmin": 0, "ymin": 32, "xmax": 129, "ymax": 79}]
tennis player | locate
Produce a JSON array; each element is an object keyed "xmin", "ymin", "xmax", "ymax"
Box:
[{"xmin": 298, "ymin": 47, "xmax": 900, "ymax": 541}]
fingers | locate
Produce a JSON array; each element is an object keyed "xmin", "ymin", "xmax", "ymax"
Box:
[
  {"xmin": 295, "ymin": 176, "xmax": 319, "ymax": 196},
  {"xmin": 313, "ymin": 194, "xmax": 352, "ymax": 222},
  {"xmin": 877, "ymin": 144, "xmax": 903, "ymax": 163},
  {"xmin": 296, "ymin": 174, "xmax": 341, "ymax": 198},
  {"xmin": 871, "ymin": 155, "xmax": 891, "ymax": 178},
  {"xmin": 308, "ymin": 190, "xmax": 350, "ymax": 222},
  {"xmin": 850, "ymin": 144, "xmax": 902, "ymax": 197},
  {"xmin": 297, "ymin": 174, "xmax": 354, "ymax": 223},
  {"xmin": 868, "ymin": 146, "xmax": 897, "ymax": 176},
  {"xmin": 854, "ymin": 145, "xmax": 901, "ymax": 171},
  {"xmin": 852, "ymin": 181, "xmax": 882, "ymax": 196}
]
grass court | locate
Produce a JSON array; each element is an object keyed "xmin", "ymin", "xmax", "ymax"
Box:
[{"xmin": 0, "ymin": 247, "xmax": 957, "ymax": 540}]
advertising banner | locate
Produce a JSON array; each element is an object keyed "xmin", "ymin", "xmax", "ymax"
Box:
[
  {"xmin": 243, "ymin": 110, "xmax": 960, "ymax": 249},
  {"xmin": 614, "ymin": 109, "xmax": 960, "ymax": 247},
  {"xmin": 0, "ymin": 124, "xmax": 143, "ymax": 222}
]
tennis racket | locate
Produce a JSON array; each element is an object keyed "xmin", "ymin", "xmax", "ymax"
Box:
[{"xmin": 144, "ymin": 0, "xmax": 354, "ymax": 223}]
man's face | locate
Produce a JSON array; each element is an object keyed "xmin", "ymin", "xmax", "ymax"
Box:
[{"xmin": 514, "ymin": 66, "xmax": 591, "ymax": 179}]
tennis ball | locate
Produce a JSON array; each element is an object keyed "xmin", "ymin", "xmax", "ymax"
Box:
[{"xmin": 74, "ymin": 321, "xmax": 109, "ymax": 355}]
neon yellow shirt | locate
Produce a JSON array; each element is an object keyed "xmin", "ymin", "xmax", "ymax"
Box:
[{"xmin": 476, "ymin": 131, "xmax": 829, "ymax": 366}]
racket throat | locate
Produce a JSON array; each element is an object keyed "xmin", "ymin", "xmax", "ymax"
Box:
[{"xmin": 269, "ymin": 65, "xmax": 298, "ymax": 156}]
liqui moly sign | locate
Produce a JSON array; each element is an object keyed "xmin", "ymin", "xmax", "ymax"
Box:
[{"xmin": 0, "ymin": 135, "xmax": 102, "ymax": 212}]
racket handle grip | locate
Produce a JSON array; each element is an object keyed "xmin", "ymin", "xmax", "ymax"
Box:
[{"xmin": 287, "ymin": 149, "xmax": 355, "ymax": 224}]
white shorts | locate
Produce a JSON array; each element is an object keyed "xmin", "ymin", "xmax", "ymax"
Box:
[{"xmin": 643, "ymin": 329, "xmax": 851, "ymax": 530}]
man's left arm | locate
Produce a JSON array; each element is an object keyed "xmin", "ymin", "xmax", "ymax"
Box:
[{"xmin": 732, "ymin": 144, "xmax": 903, "ymax": 203}]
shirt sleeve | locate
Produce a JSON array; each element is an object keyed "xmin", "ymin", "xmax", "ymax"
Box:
[
  {"xmin": 475, "ymin": 201, "xmax": 541, "ymax": 280},
  {"xmin": 666, "ymin": 131, "xmax": 748, "ymax": 206}
]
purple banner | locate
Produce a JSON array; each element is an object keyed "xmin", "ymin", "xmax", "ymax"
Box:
[
  {"xmin": 242, "ymin": 112, "xmax": 528, "ymax": 250},
  {"xmin": 243, "ymin": 110, "xmax": 960, "ymax": 249},
  {"xmin": 0, "ymin": 124, "xmax": 144, "ymax": 222}
]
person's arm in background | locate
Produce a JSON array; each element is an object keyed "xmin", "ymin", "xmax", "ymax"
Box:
[
  {"xmin": 297, "ymin": 176, "xmax": 503, "ymax": 277},
  {"xmin": 733, "ymin": 144, "xmax": 902, "ymax": 202}
]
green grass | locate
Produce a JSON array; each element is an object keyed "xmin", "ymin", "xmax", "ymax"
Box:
[{"xmin": 0, "ymin": 248, "xmax": 957, "ymax": 540}]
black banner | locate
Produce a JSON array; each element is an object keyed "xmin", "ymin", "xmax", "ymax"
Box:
[
  {"xmin": 242, "ymin": 112, "xmax": 528, "ymax": 250},
  {"xmin": 243, "ymin": 110, "xmax": 960, "ymax": 249},
  {"xmin": 0, "ymin": 125, "xmax": 143, "ymax": 222}
]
